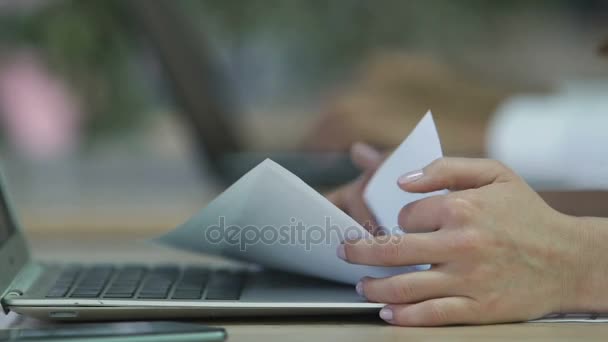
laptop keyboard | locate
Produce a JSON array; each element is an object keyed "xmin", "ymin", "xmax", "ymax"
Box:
[{"xmin": 45, "ymin": 265, "xmax": 246, "ymax": 301}]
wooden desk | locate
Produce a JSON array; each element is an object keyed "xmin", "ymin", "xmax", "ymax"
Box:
[{"xmin": 2, "ymin": 233, "xmax": 608, "ymax": 341}]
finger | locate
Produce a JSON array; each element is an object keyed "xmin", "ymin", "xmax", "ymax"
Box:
[
  {"xmin": 325, "ymin": 175, "xmax": 366, "ymax": 212},
  {"xmin": 397, "ymin": 157, "xmax": 517, "ymax": 193},
  {"xmin": 359, "ymin": 271, "xmax": 457, "ymax": 304},
  {"xmin": 326, "ymin": 141, "xmax": 381, "ymax": 207},
  {"xmin": 325, "ymin": 184, "xmax": 348, "ymax": 210},
  {"xmin": 347, "ymin": 176, "xmax": 378, "ymax": 234},
  {"xmin": 325, "ymin": 187, "xmax": 344, "ymax": 206},
  {"xmin": 340, "ymin": 233, "xmax": 447, "ymax": 266},
  {"xmin": 326, "ymin": 142, "xmax": 382, "ymax": 233},
  {"xmin": 326, "ymin": 175, "xmax": 379, "ymax": 233},
  {"xmin": 380, "ymin": 297, "xmax": 481, "ymax": 326},
  {"xmin": 350, "ymin": 142, "xmax": 382, "ymax": 171},
  {"xmin": 347, "ymin": 175, "xmax": 379, "ymax": 233},
  {"xmin": 398, "ymin": 195, "xmax": 448, "ymax": 233}
]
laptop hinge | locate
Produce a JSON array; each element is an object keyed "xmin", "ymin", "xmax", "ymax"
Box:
[{"xmin": 1, "ymin": 262, "xmax": 43, "ymax": 313}]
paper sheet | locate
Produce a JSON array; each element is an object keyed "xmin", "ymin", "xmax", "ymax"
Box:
[
  {"xmin": 157, "ymin": 112, "xmax": 445, "ymax": 284},
  {"xmin": 364, "ymin": 111, "xmax": 447, "ymax": 232},
  {"xmin": 363, "ymin": 111, "xmax": 446, "ymax": 271},
  {"xmin": 157, "ymin": 159, "xmax": 421, "ymax": 284}
]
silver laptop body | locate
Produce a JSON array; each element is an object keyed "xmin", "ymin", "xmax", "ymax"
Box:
[{"xmin": 0, "ymin": 172, "xmax": 381, "ymax": 321}]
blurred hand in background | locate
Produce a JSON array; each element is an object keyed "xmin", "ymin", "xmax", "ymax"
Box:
[
  {"xmin": 302, "ymin": 53, "xmax": 515, "ymax": 156},
  {"xmin": 326, "ymin": 142, "xmax": 384, "ymax": 233}
]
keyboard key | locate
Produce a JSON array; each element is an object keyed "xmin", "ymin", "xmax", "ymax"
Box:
[
  {"xmin": 136, "ymin": 267, "xmax": 179, "ymax": 299},
  {"xmin": 102, "ymin": 265, "xmax": 147, "ymax": 299},
  {"xmin": 138, "ymin": 292, "xmax": 169, "ymax": 299},
  {"xmin": 46, "ymin": 287, "xmax": 69, "ymax": 298},
  {"xmin": 172, "ymin": 290, "xmax": 202, "ymax": 300},
  {"xmin": 45, "ymin": 266, "xmax": 84, "ymax": 298},
  {"xmin": 205, "ymin": 287, "xmax": 242, "ymax": 300},
  {"xmin": 70, "ymin": 289, "xmax": 101, "ymax": 298},
  {"xmin": 69, "ymin": 266, "xmax": 114, "ymax": 298},
  {"xmin": 103, "ymin": 292, "xmax": 134, "ymax": 298},
  {"xmin": 104, "ymin": 286, "xmax": 137, "ymax": 296},
  {"xmin": 204, "ymin": 271, "xmax": 245, "ymax": 300},
  {"xmin": 106, "ymin": 285, "xmax": 138, "ymax": 292},
  {"xmin": 174, "ymin": 274, "xmax": 209, "ymax": 291}
]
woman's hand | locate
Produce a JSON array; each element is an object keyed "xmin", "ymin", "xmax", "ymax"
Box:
[
  {"xmin": 337, "ymin": 157, "xmax": 607, "ymax": 326},
  {"xmin": 326, "ymin": 142, "xmax": 384, "ymax": 233}
]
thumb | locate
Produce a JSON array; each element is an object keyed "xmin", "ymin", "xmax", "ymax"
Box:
[
  {"xmin": 397, "ymin": 157, "xmax": 517, "ymax": 193},
  {"xmin": 350, "ymin": 142, "xmax": 382, "ymax": 171}
]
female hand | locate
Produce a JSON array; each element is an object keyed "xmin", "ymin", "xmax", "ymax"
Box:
[
  {"xmin": 326, "ymin": 142, "xmax": 384, "ymax": 233},
  {"xmin": 337, "ymin": 157, "xmax": 607, "ymax": 326}
]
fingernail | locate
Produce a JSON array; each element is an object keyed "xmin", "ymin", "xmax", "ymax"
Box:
[
  {"xmin": 379, "ymin": 307, "xmax": 394, "ymax": 322},
  {"xmin": 398, "ymin": 169, "xmax": 424, "ymax": 185},
  {"xmin": 337, "ymin": 244, "xmax": 347, "ymax": 260},
  {"xmin": 351, "ymin": 142, "xmax": 381, "ymax": 167},
  {"xmin": 355, "ymin": 281, "xmax": 364, "ymax": 297}
]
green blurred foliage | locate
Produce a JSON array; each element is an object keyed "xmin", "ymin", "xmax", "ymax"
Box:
[{"xmin": 0, "ymin": 0, "xmax": 145, "ymax": 141}]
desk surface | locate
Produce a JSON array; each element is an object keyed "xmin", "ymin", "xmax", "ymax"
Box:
[{"xmin": 2, "ymin": 233, "xmax": 608, "ymax": 341}]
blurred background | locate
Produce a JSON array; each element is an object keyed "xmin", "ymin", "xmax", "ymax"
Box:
[{"xmin": 0, "ymin": 0, "xmax": 607, "ymax": 235}]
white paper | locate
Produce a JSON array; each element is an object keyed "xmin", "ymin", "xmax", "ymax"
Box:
[
  {"xmin": 157, "ymin": 111, "xmax": 445, "ymax": 284},
  {"xmin": 157, "ymin": 159, "xmax": 420, "ymax": 284},
  {"xmin": 364, "ymin": 111, "xmax": 447, "ymax": 233}
]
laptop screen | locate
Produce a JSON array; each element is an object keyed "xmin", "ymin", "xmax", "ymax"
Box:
[{"xmin": 0, "ymin": 185, "xmax": 15, "ymax": 247}]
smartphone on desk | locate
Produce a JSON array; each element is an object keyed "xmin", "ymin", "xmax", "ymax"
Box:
[{"xmin": 0, "ymin": 321, "xmax": 227, "ymax": 342}]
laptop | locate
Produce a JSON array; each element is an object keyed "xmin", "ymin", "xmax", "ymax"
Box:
[{"xmin": 0, "ymin": 172, "xmax": 382, "ymax": 321}]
